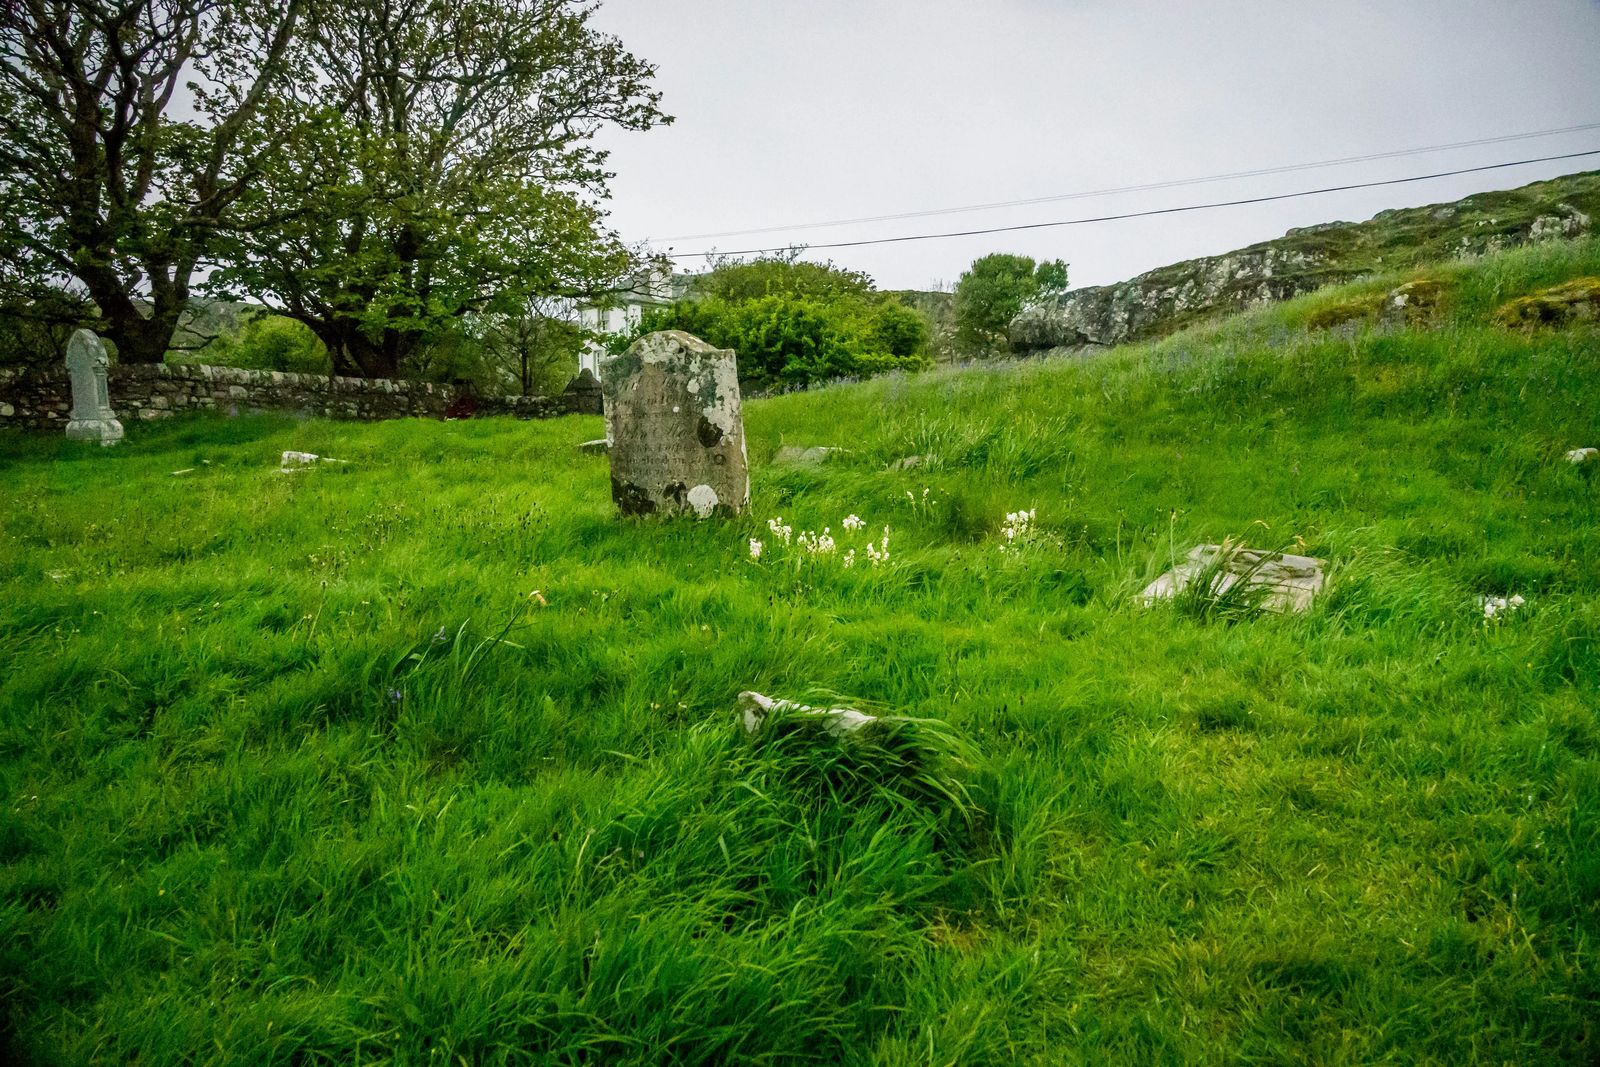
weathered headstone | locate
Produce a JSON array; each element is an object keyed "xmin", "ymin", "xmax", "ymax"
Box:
[
  {"xmin": 600, "ymin": 331, "xmax": 747, "ymax": 518},
  {"xmin": 562, "ymin": 367, "xmax": 604, "ymax": 416},
  {"xmin": 64, "ymin": 329, "xmax": 123, "ymax": 446}
]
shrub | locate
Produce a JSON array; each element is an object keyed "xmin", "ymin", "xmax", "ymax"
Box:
[{"xmin": 690, "ymin": 255, "xmax": 875, "ymax": 304}]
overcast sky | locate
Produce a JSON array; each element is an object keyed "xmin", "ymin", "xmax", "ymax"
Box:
[{"xmin": 587, "ymin": 0, "xmax": 1600, "ymax": 292}]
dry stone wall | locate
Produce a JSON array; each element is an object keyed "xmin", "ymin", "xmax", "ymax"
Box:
[{"xmin": 0, "ymin": 362, "xmax": 597, "ymax": 432}]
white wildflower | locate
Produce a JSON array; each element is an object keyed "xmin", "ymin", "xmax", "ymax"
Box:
[
  {"xmin": 1000, "ymin": 508, "xmax": 1036, "ymax": 546},
  {"xmin": 1480, "ymin": 593, "xmax": 1527, "ymax": 620},
  {"xmin": 843, "ymin": 514, "xmax": 865, "ymax": 531},
  {"xmin": 842, "ymin": 550, "xmax": 856, "ymax": 568},
  {"xmin": 748, "ymin": 539, "xmax": 763, "ymax": 560}
]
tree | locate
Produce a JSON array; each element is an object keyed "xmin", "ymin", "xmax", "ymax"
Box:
[
  {"xmin": 953, "ymin": 253, "xmax": 1069, "ymax": 353},
  {"xmin": 0, "ymin": 1, "xmax": 306, "ymax": 363},
  {"xmin": 689, "ymin": 250, "xmax": 875, "ymax": 304},
  {"xmin": 477, "ymin": 296, "xmax": 586, "ymax": 397},
  {"xmin": 209, "ymin": 0, "xmax": 668, "ymax": 378}
]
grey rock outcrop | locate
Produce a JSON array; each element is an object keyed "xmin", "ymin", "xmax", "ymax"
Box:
[
  {"xmin": 1011, "ymin": 170, "xmax": 1599, "ymax": 354},
  {"xmin": 1011, "ymin": 243, "xmax": 1336, "ymax": 352}
]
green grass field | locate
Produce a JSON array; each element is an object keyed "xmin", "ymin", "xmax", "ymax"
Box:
[{"xmin": 4, "ymin": 239, "xmax": 1599, "ymax": 1064}]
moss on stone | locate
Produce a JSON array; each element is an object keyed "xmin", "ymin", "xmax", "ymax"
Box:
[{"xmin": 1494, "ymin": 277, "xmax": 1600, "ymax": 328}]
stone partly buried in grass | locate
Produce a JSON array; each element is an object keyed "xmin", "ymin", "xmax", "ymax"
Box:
[
  {"xmin": 1142, "ymin": 544, "xmax": 1326, "ymax": 614},
  {"xmin": 1494, "ymin": 276, "xmax": 1600, "ymax": 329},
  {"xmin": 739, "ymin": 691, "xmax": 876, "ymax": 737},
  {"xmin": 600, "ymin": 331, "xmax": 749, "ymax": 519},
  {"xmin": 737, "ymin": 691, "xmax": 979, "ymax": 815}
]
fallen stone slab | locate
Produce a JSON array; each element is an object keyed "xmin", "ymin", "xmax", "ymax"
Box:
[
  {"xmin": 772, "ymin": 445, "xmax": 842, "ymax": 467},
  {"xmin": 279, "ymin": 450, "xmax": 349, "ymax": 469},
  {"xmin": 738, "ymin": 691, "xmax": 876, "ymax": 737},
  {"xmin": 1141, "ymin": 544, "xmax": 1325, "ymax": 614},
  {"xmin": 577, "ymin": 438, "xmax": 610, "ymax": 455}
]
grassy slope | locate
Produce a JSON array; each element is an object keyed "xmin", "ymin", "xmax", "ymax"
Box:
[{"xmin": 2, "ymin": 239, "xmax": 1599, "ymax": 1064}]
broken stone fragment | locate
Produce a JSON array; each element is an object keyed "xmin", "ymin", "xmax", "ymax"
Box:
[
  {"xmin": 738, "ymin": 691, "xmax": 877, "ymax": 737},
  {"xmin": 577, "ymin": 438, "xmax": 610, "ymax": 455},
  {"xmin": 1566, "ymin": 447, "xmax": 1597, "ymax": 464},
  {"xmin": 1141, "ymin": 544, "xmax": 1325, "ymax": 614},
  {"xmin": 279, "ymin": 450, "xmax": 349, "ymax": 471}
]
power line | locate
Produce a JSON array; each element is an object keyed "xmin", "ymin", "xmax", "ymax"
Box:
[
  {"xmin": 663, "ymin": 148, "xmax": 1600, "ymax": 260},
  {"xmin": 653, "ymin": 121, "xmax": 1600, "ymax": 243}
]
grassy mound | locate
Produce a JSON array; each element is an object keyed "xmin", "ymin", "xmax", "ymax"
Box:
[{"xmin": 2, "ymin": 238, "xmax": 1598, "ymax": 1063}]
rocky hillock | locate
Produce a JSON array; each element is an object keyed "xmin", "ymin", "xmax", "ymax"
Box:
[{"xmin": 1010, "ymin": 170, "xmax": 1598, "ymax": 353}]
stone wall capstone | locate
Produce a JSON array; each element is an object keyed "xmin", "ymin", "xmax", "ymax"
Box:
[{"xmin": 0, "ymin": 362, "xmax": 594, "ymax": 432}]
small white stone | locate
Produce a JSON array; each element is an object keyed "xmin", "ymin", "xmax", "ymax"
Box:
[{"xmin": 1566, "ymin": 447, "xmax": 1598, "ymax": 464}]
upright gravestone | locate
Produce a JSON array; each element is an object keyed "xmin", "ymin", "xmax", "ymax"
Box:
[
  {"xmin": 562, "ymin": 367, "xmax": 604, "ymax": 416},
  {"xmin": 65, "ymin": 329, "xmax": 124, "ymax": 446},
  {"xmin": 600, "ymin": 331, "xmax": 748, "ymax": 518}
]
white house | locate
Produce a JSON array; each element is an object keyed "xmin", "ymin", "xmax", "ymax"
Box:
[{"xmin": 575, "ymin": 267, "xmax": 687, "ymax": 378}]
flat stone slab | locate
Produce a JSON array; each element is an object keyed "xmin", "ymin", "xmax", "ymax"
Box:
[
  {"xmin": 278, "ymin": 450, "xmax": 348, "ymax": 471},
  {"xmin": 1141, "ymin": 544, "xmax": 1325, "ymax": 614},
  {"xmin": 772, "ymin": 445, "xmax": 841, "ymax": 467},
  {"xmin": 577, "ymin": 438, "xmax": 610, "ymax": 455}
]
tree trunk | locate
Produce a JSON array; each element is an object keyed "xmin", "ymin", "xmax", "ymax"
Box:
[{"xmin": 79, "ymin": 269, "xmax": 182, "ymax": 365}]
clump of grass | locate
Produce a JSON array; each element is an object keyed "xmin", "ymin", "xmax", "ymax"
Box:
[
  {"xmin": 1164, "ymin": 538, "xmax": 1284, "ymax": 623},
  {"xmin": 740, "ymin": 690, "xmax": 978, "ymax": 823}
]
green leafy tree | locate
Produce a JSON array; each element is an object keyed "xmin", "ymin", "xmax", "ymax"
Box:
[
  {"xmin": 0, "ymin": 1, "xmax": 307, "ymax": 364},
  {"xmin": 209, "ymin": 0, "xmax": 668, "ymax": 378},
  {"xmin": 689, "ymin": 251, "xmax": 875, "ymax": 304},
  {"xmin": 476, "ymin": 296, "xmax": 587, "ymax": 396},
  {"xmin": 953, "ymin": 253, "xmax": 1069, "ymax": 353}
]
